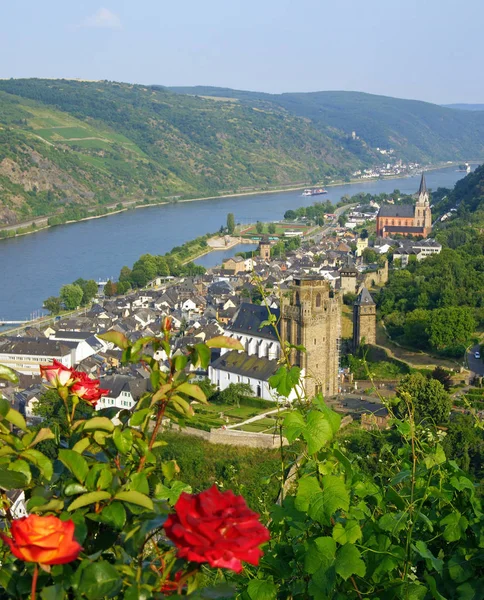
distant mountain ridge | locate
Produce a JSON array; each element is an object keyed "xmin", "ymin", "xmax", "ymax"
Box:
[
  {"xmin": 0, "ymin": 79, "xmax": 484, "ymax": 227},
  {"xmin": 170, "ymin": 86, "xmax": 484, "ymax": 163},
  {"xmin": 443, "ymin": 104, "xmax": 484, "ymax": 111}
]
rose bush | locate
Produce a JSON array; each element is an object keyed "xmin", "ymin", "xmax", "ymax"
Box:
[{"xmin": 164, "ymin": 485, "xmax": 270, "ymax": 573}]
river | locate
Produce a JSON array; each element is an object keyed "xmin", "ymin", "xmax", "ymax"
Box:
[{"xmin": 0, "ymin": 166, "xmax": 472, "ymax": 320}]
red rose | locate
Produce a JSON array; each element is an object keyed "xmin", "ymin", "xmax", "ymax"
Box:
[
  {"xmin": 71, "ymin": 372, "xmax": 108, "ymax": 407},
  {"xmin": 161, "ymin": 316, "xmax": 172, "ymax": 332},
  {"xmin": 40, "ymin": 359, "xmax": 76, "ymax": 388},
  {"xmin": 164, "ymin": 485, "xmax": 270, "ymax": 573},
  {"xmin": 0, "ymin": 515, "xmax": 82, "ymax": 565}
]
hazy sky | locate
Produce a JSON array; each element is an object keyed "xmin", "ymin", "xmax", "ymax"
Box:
[{"xmin": 2, "ymin": 0, "xmax": 483, "ymax": 103}]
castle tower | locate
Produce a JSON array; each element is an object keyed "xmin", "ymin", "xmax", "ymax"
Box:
[
  {"xmin": 258, "ymin": 235, "xmax": 271, "ymax": 260},
  {"xmin": 281, "ymin": 276, "xmax": 341, "ymax": 398},
  {"xmin": 415, "ymin": 173, "xmax": 432, "ymax": 234},
  {"xmin": 339, "ymin": 257, "xmax": 358, "ymax": 295},
  {"xmin": 353, "ymin": 288, "xmax": 376, "ymax": 350}
]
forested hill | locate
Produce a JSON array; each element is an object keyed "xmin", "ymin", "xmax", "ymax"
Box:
[
  {"xmin": 171, "ymin": 86, "xmax": 484, "ymax": 163},
  {"xmin": 0, "ymin": 79, "xmax": 369, "ymax": 226}
]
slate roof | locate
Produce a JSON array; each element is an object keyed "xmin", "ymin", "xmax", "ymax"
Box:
[
  {"xmin": 354, "ymin": 288, "xmax": 375, "ymax": 306},
  {"xmin": 418, "ymin": 173, "xmax": 427, "ymax": 196},
  {"xmin": 383, "ymin": 226, "xmax": 425, "ymax": 234},
  {"xmin": 378, "ymin": 205, "xmax": 414, "ymax": 218},
  {"xmin": 210, "ymin": 350, "xmax": 278, "ymax": 381},
  {"xmin": 227, "ymin": 303, "xmax": 280, "ymax": 340},
  {"xmin": 100, "ymin": 374, "xmax": 151, "ymax": 400},
  {"xmin": 0, "ymin": 337, "xmax": 75, "ymax": 357}
]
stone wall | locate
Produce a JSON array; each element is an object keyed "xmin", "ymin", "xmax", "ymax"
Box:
[{"xmin": 167, "ymin": 424, "xmax": 288, "ymax": 449}]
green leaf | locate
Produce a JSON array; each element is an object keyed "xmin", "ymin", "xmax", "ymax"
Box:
[
  {"xmin": 441, "ymin": 511, "xmax": 468, "ymax": 542},
  {"xmin": 247, "ymin": 580, "xmax": 277, "ymax": 600},
  {"xmin": 344, "ymin": 520, "xmax": 362, "ymax": 544},
  {"xmin": 58, "ymin": 449, "xmax": 89, "ymax": 484},
  {"xmin": 162, "ymin": 460, "xmax": 179, "ymax": 482},
  {"xmin": 21, "ymin": 449, "xmax": 53, "ymax": 480},
  {"xmin": 313, "ymin": 394, "xmax": 341, "ymax": 434},
  {"xmin": 424, "ymin": 444, "xmax": 447, "ymax": 468},
  {"xmin": 100, "ymin": 502, "xmax": 126, "ymax": 530},
  {"xmin": 177, "ymin": 382, "xmax": 207, "ymax": 403},
  {"xmin": 129, "ymin": 472, "xmax": 149, "ymax": 494},
  {"xmin": 28, "ymin": 428, "xmax": 55, "ymax": 448},
  {"xmin": 0, "ymin": 466, "xmax": 28, "ymax": 489},
  {"xmin": 304, "ymin": 411, "xmax": 334, "ymax": 454},
  {"xmin": 97, "ymin": 330, "xmax": 129, "ymax": 350},
  {"xmin": 65, "ymin": 483, "xmax": 88, "ymax": 496},
  {"xmin": 72, "ymin": 437, "xmax": 91, "ymax": 454},
  {"xmin": 396, "ymin": 583, "xmax": 427, "ymax": 600},
  {"xmin": 114, "ymin": 490, "xmax": 153, "ymax": 510},
  {"xmin": 269, "ymin": 366, "xmax": 301, "ymax": 397},
  {"xmin": 0, "ymin": 365, "xmax": 19, "ymax": 384},
  {"xmin": 8, "ymin": 460, "xmax": 32, "ymax": 485},
  {"xmin": 40, "ymin": 584, "xmax": 65, "ymax": 600},
  {"xmin": 192, "ymin": 343, "xmax": 211, "ymax": 369},
  {"xmin": 112, "ymin": 428, "xmax": 133, "ymax": 454},
  {"xmin": 68, "ymin": 491, "xmax": 111, "ymax": 511},
  {"xmin": 332, "ymin": 522, "xmax": 347, "ymax": 545},
  {"xmin": 2, "ymin": 406, "xmax": 27, "ymax": 431},
  {"xmin": 283, "ymin": 411, "xmax": 306, "ymax": 443},
  {"xmin": 334, "ymin": 543, "xmax": 366, "ymax": 581},
  {"xmin": 309, "ymin": 475, "xmax": 350, "ymax": 525},
  {"xmin": 206, "ymin": 336, "xmax": 244, "ymax": 351},
  {"xmin": 304, "ymin": 536, "xmax": 336, "ymax": 574},
  {"xmin": 129, "ymin": 408, "xmax": 151, "ymax": 427},
  {"xmin": 83, "ymin": 417, "xmax": 114, "ymax": 432},
  {"xmin": 80, "ymin": 561, "xmax": 122, "ymax": 600},
  {"xmin": 295, "ymin": 476, "xmax": 321, "ymax": 513},
  {"xmin": 414, "ymin": 540, "xmax": 443, "ymax": 574},
  {"xmin": 155, "ymin": 480, "xmax": 192, "ymax": 505}
]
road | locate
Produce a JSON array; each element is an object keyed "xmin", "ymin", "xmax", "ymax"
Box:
[
  {"xmin": 311, "ymin": 203, "xmax": 358, "ymax": 243},
  {"xmin": 468, "ymin": 344, "xmax": 484, "ymax": 377}
]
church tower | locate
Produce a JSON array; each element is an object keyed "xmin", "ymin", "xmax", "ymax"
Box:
[
  {"xmin": 258, "ymin": 235, "xmax": 271, "ymax": 260},
  {"xmin": 353, "ymin": 288, "xmax": 376, "ymax": 350},
  {"xmin": 281, "ymin": 276, "xmax": 341, "ymax": 398},
  {"xmin": 414, "ymin": 173, "xmax": 432, "ymax": 234}
]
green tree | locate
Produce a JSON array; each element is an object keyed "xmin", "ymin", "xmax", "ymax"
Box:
[
  {"xmin": 284, "ymin": 209, "xmax": 297, "ymax": 220},
  {"xmin": 103, "ymin": 280, "xmax": 117, "ymax": 297},
  {"xmin": 362, "ymin": 247, "xmax": 379, "ymax": 264},
  {"xmin": 119, "ymin": 265, "xmax": 132, "ymax": 282},
  {"xmin": 395, "ymin": 372, "xmax": 452, "ymax": 424},
  {"xmin": 430, "ymin": 366, "xmax": 453, "ymax": 391},
  {"xmin": 403, "ymin": 308, "xmax": 430, "ymax": 349},
  {"xmin": 427, "ymin": 307, "xmax": 475, "ymax": 351},
  {"xmin": 268, "ymin": 223, "xmax": 276, "ymax": 235},
  {"xmin": 227, "ymin": 213, "xmax": 235, "ymax": 234},
  {"xmin": 256, "ymin": 221, "xmax": 264, "ymax": 234},
  {"xmin": 43, "ymin": 296, "xmax": 62, "ymax": 315},
  {"xmin": 73, "ymin": 278, "xmax": 98, "ymax": 305},
  {"xmin": 60, "ymin": 284, "xmax": 83, "ymax": 310}
]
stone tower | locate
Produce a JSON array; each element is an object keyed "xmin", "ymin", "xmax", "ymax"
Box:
[
  {"xmin": 353, "ymin": 288, "xmax": 376, "ymax": 350},
  {"xmin": 339, "ymin": 257, "xmax": 358, "ymax": 295},
  {"xmin": 281, "ymin": 276, "xmax": 341, "ymax": 398},
  {"xmin": 414, "ymin": 173, "xmax": 432, "ymax": 234},
  {"xmin": 258, "ymin": 235, "xmax": 271, "ymax": 260}
]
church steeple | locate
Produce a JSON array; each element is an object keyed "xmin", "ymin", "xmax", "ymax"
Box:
[
  {"xmin": 417, "ymin": 172, "xmax": 429, "ymax": 206},
  {"xmin": 418, "ymin": 172, "xmax": 427, "ymax": 196}
]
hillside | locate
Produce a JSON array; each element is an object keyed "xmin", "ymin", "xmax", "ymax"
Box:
[
  {"xmin": 444, "ymin": 103, "xmax": 484, "ymax": 111},
  {"xmin": 0, "ymin": 79, "xmax": 367, "ymax": 226},
  {"xmin": 171, "ymin": 86, "xmax": 484, "ymax": 163}
]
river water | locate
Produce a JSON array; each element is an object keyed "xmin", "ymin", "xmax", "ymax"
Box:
[{"xmin": 0, "ymin": 167, "xmax": 471, "ymax": 320}]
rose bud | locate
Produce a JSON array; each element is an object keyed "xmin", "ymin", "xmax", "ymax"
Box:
[
  {"xmin": 161, "ymin": 316, "xmax": 172, "ymax": 332},
  {"xmin": 164, "ymin": 485, "xmax": 270, "ymax": 573},
  {"xmin": 0, "ymin": 515, "xmax": 82, "ymax": 565}
]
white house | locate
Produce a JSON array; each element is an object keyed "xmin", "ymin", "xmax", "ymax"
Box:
[
  {"xmin": 0, "ymin": 337, "xmax": 74, "ymax": 375},
  {"xmin": 96, "ymin": 375, "xmax": 150, "ymax": 412}
]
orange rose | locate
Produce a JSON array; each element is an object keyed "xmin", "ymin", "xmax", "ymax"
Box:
[{"xmin": 0, "ymin": 515, "xmax": 82, "ymax": 565}]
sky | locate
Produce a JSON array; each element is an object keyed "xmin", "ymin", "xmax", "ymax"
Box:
[{"xmin": 1, "ymin": 0, "xmax": 483, "ymax": 104}]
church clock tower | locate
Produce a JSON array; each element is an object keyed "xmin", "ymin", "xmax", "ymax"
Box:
[{"xmin": 414, "ymin": 173, "xmax": 432, "ymax": 234}]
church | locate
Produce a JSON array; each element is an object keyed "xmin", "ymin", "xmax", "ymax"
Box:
[
  {"xmin": 209, "ymin": 276, "xmax": 342, "ymax": 401},
  {"xmin": 376, "ymin": 173, "xmax": 432, "ymax": 238}
]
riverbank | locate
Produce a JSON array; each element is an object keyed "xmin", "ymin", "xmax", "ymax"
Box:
[{"xmin": 0, "ymin": 161, "xmax": 468, "ymax": 242}]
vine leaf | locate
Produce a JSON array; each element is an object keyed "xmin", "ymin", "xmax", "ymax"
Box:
[
  {"xmin": 269, "ymin": 366, "xmax": 301, "ymax": 397},
  {"xmin": 334, "ymin": 543, "xmax": 366, "ymax": 580}
]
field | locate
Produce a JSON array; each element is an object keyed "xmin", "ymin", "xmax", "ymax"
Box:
[{"xmin": 188, "ymin": 400, "xmax": 286, "ymax": 433}]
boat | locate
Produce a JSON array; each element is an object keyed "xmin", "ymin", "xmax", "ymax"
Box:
[{"xmin": 302, "ymin": 187, "xmax": 328, "ymax": 196}]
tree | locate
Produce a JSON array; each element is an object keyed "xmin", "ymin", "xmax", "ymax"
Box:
[
  {"xmin": 268, "ymin": 223, "xmax": 276, "ymax": 235},
  {"xmin": 429, "ymin": 366, "xmax": 453, "ymax": 391},
  {"xmin": 395, "ymin": 372, "xmax": 452, "ymax": 424},
  {"xmin": 360, "ymin": 228, "xmax": 369, "ymax": 239},
  {"xmin": 284, "ymin": 210, "xmax": 297, "ymax": 220},
  {"xmin": 427, "ymin": 307, "xmax": 475, "ymax": 351},
  {"xmin": 403, "ymin": 309, "xmax": 430, "ymax": 349},
  {"xmin": 362, "ymin": 247, "xmax": 379, "ymax": 264},
  {"xmin": 73, "ymin": 278, "xmax": 98, "ymax": 305},
  {"xmin": 119, "ymin": 266, "xmax": 132, "ymax": 282},
  {"xmin": 43, "ymin": 296, "xmax": 62, "ymax": 315},
  {"xmin": 338, "ymin": 214, "xmax": 347, "ymax": 227},
  {"xmin": 216, "ymin": 383, "xmax": 253, "ymax": 407},
  {"xmin": 60, "ymin": 284, "xmax": 83, "ymax": 310},
  {"xmin": 256, "ymin": 221, "xmax": 264, "ymax": 234},
  {"xmin": 104, "ymin": 280, "xmax": 117, "ymax": 297},
  {"xmin": 227, "ymin": 213, "xmax": 235, "ymax": 234}
]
